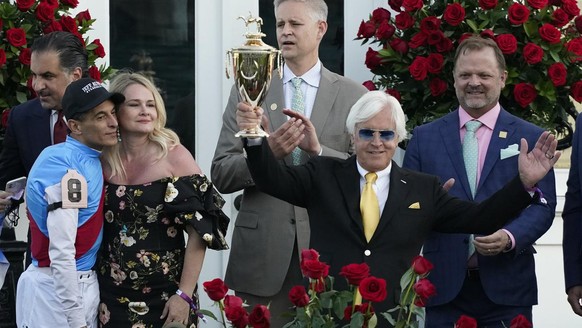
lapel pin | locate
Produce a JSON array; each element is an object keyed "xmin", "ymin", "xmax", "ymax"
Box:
[
  {"xmin": 400, "ymin": 179, "xmax": 407, "ymax": 184},
  {"xmin": 499, "ymin": 131, "xmax": 507, "ymax": 138},
  {"xmin": 270, "ymin": 103, "xmax": 277, "ymax": 111}
]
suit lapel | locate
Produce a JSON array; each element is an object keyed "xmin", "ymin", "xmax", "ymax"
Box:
[
  {"xmin": 440, "ymin": 112, "xmax": 474, "ymax": 199},
  {"xmin": 335, "ymin": 157, "xmax": 365, "ymax": 236},
  {"xmin": 264, "ymin": 70, "xmax": 287, "ymax": 131},
  {"xmin": 310, "ymin": 67, "xmax": 338, "ymax": 137},
  {"xmin": 372, "ymin": 164, "xmax": 409, "ymax": 242},
  {"xmin": 479, "ymin": 109, "xmax": 516, "ymax": 188}
]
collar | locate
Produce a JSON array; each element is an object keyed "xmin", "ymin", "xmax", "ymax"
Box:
[
  {"xmin": 283, "ymin": 61, "xmax": 322, "ymax": 87},
  {"xmin": 458, "ymin": 103, "xmax": 501, "ymax": 131},
  {"xmin": 66, "ymin": 136, "xmax": 102, "ymax": 157},
  {"xmin": 356, "ymin": 160, "xmax": 392, "ymax": 180}
]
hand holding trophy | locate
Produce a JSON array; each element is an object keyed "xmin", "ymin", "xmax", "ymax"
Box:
[{"xmin": 226, "ymin": 13, "xmax": 282, "ymax": 138}]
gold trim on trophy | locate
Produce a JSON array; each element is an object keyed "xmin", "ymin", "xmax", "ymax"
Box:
[{"xmin": 226, "ymin": 13, "xmax": 282, "ymax": 138}]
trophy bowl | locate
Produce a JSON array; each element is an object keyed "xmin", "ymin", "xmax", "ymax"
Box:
[{"xmin": 226, "ymin": 14, "xmax": 282, "ymax": 138}]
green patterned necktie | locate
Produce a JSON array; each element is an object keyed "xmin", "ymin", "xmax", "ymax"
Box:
[
  {"xmin": 463, "ymin": 120, "xmax": 482, "ymax": 258},
  {"xmin": 291, "ymin": 77, "xmax": 305, "ymax": 165}
]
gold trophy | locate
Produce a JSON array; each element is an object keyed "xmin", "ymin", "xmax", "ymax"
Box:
[{"xmin": 226, "ymin": 13, "xmax": 282, "ymax": 137}]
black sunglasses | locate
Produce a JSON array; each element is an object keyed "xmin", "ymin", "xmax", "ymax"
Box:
[{"xmin": 358, "ymin": 128, "xmax": 396, "ymax": 141}]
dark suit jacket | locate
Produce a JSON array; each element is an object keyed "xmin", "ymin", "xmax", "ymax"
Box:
[
  {"xmin": 563, "ymin": 114, "xmax": 582, "ymax": 292},
  {"xmin": 0, "ymin": 98, "xmax": 51, "ymax": 187},
  {"xmin": 212, "ymin": 66, "xmax": 366, "ymax": 297},
  {"xmin": 403, "ymin": 109, "xmax": 555, "ymax": 307},
  {"xmin": 245, "ymin": 140, "xmax": 536, "ymax": 313}
]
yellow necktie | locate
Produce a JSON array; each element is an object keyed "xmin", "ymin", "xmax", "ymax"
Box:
[{"xmin": 361, "ymin": 172, "xmax": 379, "ymax": 242}]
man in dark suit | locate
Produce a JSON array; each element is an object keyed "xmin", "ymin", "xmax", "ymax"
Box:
[
  {"xmin": 235, "ymin": 89, "xmax": 559, "ymax": 319},
  {"xmin": 211, "ymin": 0, "xmax": 365, "ymax": 324},
  {"xmin": 0, "ymin": 31, "xmax": 87, "ymax": 187},
  {"xmin": 563, "ymin": 114, "xmax": 582, "ymax": 316},
  {"xmin": 403, "ymin": 36, "xmax": 556, "ymax": 327}
]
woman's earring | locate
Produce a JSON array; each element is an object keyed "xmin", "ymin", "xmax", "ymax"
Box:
[{"xmin": 117, "ymin": 128, "xmax": 121, "ymax": 142}]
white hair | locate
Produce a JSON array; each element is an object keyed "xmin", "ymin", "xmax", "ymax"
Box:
[{"xmin": 345, "ymin": 91, "xmax": 408, "ymax": 142}]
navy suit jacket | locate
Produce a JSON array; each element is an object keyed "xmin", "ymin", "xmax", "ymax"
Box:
[
  {"xmin": 0, "ymin": 98, "xmax": 52, "ymax": 187},
  {"xmin": 403, "ymin": 109, "xmax": 556, "ymax": 307},
  {"xmin": 563, "ymin": 114, "xmax": 582, "ymax": 292},
  {"xmin": 245, "ymin": 140, "xmax": 537, "ymax": 313}
]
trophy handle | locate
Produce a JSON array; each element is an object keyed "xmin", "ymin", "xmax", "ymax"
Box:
[{"xmin": 225, "ymin": 50, "xmax": 232, "ymax": 79}]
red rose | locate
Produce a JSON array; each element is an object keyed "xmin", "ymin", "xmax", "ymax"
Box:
[
  {"xmin": 0, "ymin": 18, "xmax": 2, "ymax": 30},
  {"xmin": 375, "ymin": 20, "xmax": 395, "ymax": 40},
  {"xmin": 202, "ymin": 278, "xmax": 229, "ymax": 301},
  {"xmin": 395, "ymin": 12, "xmax": 414, "ymax": 30},
  {"xmin": 60, "ymin": 15, "xmax": 78, "ymax": 33},
  {"xmin": 429, "ymin": 78, "xmax": 448, "ymax": 96},
  {"xmin": 495, "ymin": 34, "xmax": 518, "ymax": 54},
  {"xmin": 301, "ymin": 249, "xmax": 320, "ymax": 262},
  {"xmin": 455, "ymin": 315, "xmax": 478, "ymax": 328},
  {"xmin": 427, "ymin": 30, "xmax": 445, "ymax": 46},
  {"xmin": 443, "ymin": 3, "xmax": 465, "ymax": 26},
  {"xmin": 552, "ymin": 8, "xmax": 570, "ymax": 27},
  {"xmin": 420, "ymin": 16, "xmax": 441, "ymax": 33},
  {"xmin": 301, "ymin": 259, "xmax": 329, "ymax": 279},
  {"xmin": 426, "ymin": 53, "xmax": 444, "ymax": 74},
  {"xmin": 60, "ymin": 0, "xmax": 79, "ymax": 8},
  {"xmin": 19, "ymin": 48, "xmax": 32, "ymax": 66},
  {"xmin": 225, "ymin": 306, "xmax": 249, "ymax": 328},
  {"xmin": 76, "ymin": 9, "xmax": 92, "ymax": 23},
  {"xmin": 411, "ymin": 255, "xmax": 434, "ymax": 275},
  {"xmin": 248, "ymin": 304, "xmax": 270, "ymax": 328},
  {"xmin": 459, "ymin": 33, "xmax": 474, "ymax": 44},
  {"xmin": 35, "ymin": 2, "xmax": 55, "ymax": 22},
  {"xmin": 371, "ymin": 7, "xmax": 391, "ymax": 24},
  {"xmin": 6, "ymin": 28, "xmax": 27, "ymax": 48},
  {"xmin": 340, "ymin": 263, "xmax": 370, "ymax": 285},
  {"xmin": 359, "ymin": 276, "xmax": 387, "ymax": 303},
  {"xmin": 548, "ymin": 62, "xmax": 567, "ymax": 86},
  {"xmin": 27, "ymin": 77, "xmax": 36, "ymax": 98},
  {"xmin": 363, "ymin": 80, "xmax": 377, "ymax": 91},
  {"xmin": 288, "ymin": 285, "xmax": 309, "ymax": 307},
  {"xmin": 409, "ymin": 32, "xmax": 428, "ymax": 49},
  {"xmin": 510, "ymin": 314, "xmax": 533, "ymax": 328},
  {"xmin": 571, "ymin": 81, "xmax": 582, "ymax": 102},
  {"xmin": 385, "ymin": 89, "xmax": 401, "ymax": 102},
  {"xmin": 91, "ymin": 39, "xmax": 106, "ymax": 58},
  {"xmin": 436, "ymin": 37, "xmax": 454, "ymax": 53},
  {"xmin": 480, "ymin": 29, "xmax": 495, "ymax": 39},
  {"xmin": 1, "ymin": 109, "xmax": 10, "ymax": 129},
  {"xmin": 566, "ymin": 38, "xmax": 582, "ymax": 61},
  {"xmin": 508, "ymin": 3, "xmax": 530, "ymax": 25},
  {"xmin": 357, "ymin": 20, "xmax": 376, "ymax": 39},
  {"xmin": 224, "ymin": 295, "xmax": 244, "ymax": 309},
  {"xmin": 42, "ymin": 0, "xmax": 59, "ymax": 8},
  {"xmin": 402, "ymin": 0, "xmax": 423, "ymax": 12},
  {"xmin": 522, "ymin": 43, "xmax": 544, "ymax": 64},
  {"xmin": 88, "ymin": 66, "xmax": 102, "ymax": 82},
  {"xmin": 0, "ymin": 49, "xmax": 6, "ymax": 68},
  {"xmin": 513, "ymin": 83, "xmax": 537, "ymax": 107},
  {"xmin": 562, "ymin": 0, "xmax": 580, "ymax": 18},
  {"xmin": 549, "ymin": 0, "xmax": 562, "ymax": 4},
  {"xmin": 389, "ymin": 0, "xmax": 403, "ymax": 12},
  {"xmin": 409, "ymin": 56, "xmax": 429, "ymax": 81},
  {"xmin": 413, "ymin": 278, "xmax": 437, "ymax": 299},
  {"xmin": 43, "ymin": 20, "xmax": 63, "ymax": 34},
  {"xmin": 526, "ymin": 0, "xmax": 548, "ymax": 9},
  {"xmin": 365, "ymin": 47, "xmax": 382, "ymax": 70},
  {"xmin": 576, "ymin": 16, "xmax": 582, "ymax": 33},
  {"xmin": 16, "ymin": 0, "xmax": 35, "ymax": 11},
  {"xmin": 344, "ymin": 303, "xmax": 374, "ymax": 321},
  {"xmin": 390, "ymin": 38, "xmax": 409, "ymax": 55},
  {"xmin": 539, "ymin": 23, "xmax": 561, "ymax": 44},
  {"xmin": 414, "ymin": 296, "xmax": 427, "ymax": 307},
  {"xmin": 478, "ymin": 0, "xmax": 498, "ymax": 10}
]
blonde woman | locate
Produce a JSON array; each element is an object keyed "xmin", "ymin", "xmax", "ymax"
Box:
[{"xmin": 97, "ymin": 72, "xmax": 229, "ymax": 327}]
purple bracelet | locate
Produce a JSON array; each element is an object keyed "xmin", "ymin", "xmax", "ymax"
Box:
[{"xmin": 176, "ymin": 289, "xmax": 206, "ymax": 322}]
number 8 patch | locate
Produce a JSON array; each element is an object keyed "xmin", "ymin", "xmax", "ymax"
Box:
[{"xmin": 61, "ymin": 169, "xmax": 88, "ymax": 209}]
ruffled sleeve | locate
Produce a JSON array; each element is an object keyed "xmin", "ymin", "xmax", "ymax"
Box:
[{"xmin": 163, "ymin": 174, "xmax": 229, "ymax": 250}]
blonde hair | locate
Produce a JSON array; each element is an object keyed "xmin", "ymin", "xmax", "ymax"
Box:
[{"xmin": 102, "ymin": 72, "xmax": 180, "ymax": 180}]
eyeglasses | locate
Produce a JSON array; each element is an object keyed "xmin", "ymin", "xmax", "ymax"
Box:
[{"xmin": 358, "ymin": 128, "xmax": 396, "ymax": 141}]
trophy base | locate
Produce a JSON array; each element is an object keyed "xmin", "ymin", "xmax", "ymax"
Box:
[{"xmin": 235, "ymin": 128, "xmax": 269, "ymax": 138}]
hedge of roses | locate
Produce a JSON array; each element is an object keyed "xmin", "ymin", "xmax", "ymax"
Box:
[
  {"xmin": 0, "ymin": 0, "xmax": 114, "ymax": 114},
  {"xmin": 357, "ymin": 0, "xmax": 582, "ymax": 147}
]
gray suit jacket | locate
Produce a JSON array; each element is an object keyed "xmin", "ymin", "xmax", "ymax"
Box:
[{"xmin": 211, "ymin": 66, "xmax": 366, "ymax": 296}]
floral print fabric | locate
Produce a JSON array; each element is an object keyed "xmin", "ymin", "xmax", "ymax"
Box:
[{"xmin": 97, "ymin": 175, "xmax": 229, "ymax": 327}]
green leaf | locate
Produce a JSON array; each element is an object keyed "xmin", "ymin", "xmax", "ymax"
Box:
[{"xmin": 16, "ymin": 91, "xmax": 27, "ymax": 104}]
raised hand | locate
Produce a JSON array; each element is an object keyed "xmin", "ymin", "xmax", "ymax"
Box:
[
  {"xmin": 282, "ymin": 108, "xmax": 321, "ymax": 157},
  {"xmin": 518, "ymin": 131, "xmax": 561, "ymax": 188}
]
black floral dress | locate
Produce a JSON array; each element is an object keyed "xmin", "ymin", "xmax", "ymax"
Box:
[{"xmin": 97, "ymin": 175, "xmax": 229, "ymax": 328}]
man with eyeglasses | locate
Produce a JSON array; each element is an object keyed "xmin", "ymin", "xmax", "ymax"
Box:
[{"xmin": 235, "ymin": 89, "xmax": 559, "ymax": 322}]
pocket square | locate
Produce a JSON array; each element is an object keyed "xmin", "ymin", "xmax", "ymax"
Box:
[
  {"xmin": 408, "ymin": 202, "xmax": 421, "ymax": 209},
  {"xmin": 500, "ymin": 144, "xmax": 520, "ymax": 160}
]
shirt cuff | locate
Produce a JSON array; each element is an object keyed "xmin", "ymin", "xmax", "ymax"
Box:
[{"xmin": 502, "ymin": 228, "xmax": 516, "ymax": 252}]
